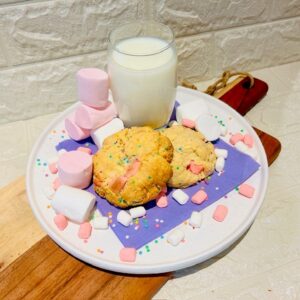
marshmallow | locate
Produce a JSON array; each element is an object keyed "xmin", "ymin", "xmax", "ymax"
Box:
[
  {"xmin": 215, "ymin": 156, "xmax": 225, "ymax": 173},
  {"xmin": 195, "ymin": 114, "xmax": 221, "ymax": 141},
  {"xmin": 167, "ymin": 230, "xmax": 184, "ymax": 246},
  {"xmin": 91, "ymin": 118, "xmax": 124, "ymax": 149},
  {"xmin": 168, "ymin": 120, "xmax": 179, "ymax": 127},
  {"xmin": 182, "ymin": 118, "xmax": 195, "ymax": 129},
  {"xmin": 43, "ymin": 186, "xmax": 55, "ymax": 200},
  {"xmin": 74, "ymin": 102, "xmax": 117, "ymax": 130},
  {"xmin": 215, "ymin": 148, "xmax": 228, "ymax": 159},
  {"xmin": 243, "ymin": 134, "xmax": 254, "ymax": 148},
  {"xmin": 78, "ymin": 222, "xmax": 92, "ymax": 239},
  {"xmin": 191, "ymin": 190, "xmax": 208, "ymax": 205},
  {"xmin": 58, "ymin": 150, "xmax": 92, "ymax": 189},
  {"xmin": 229, "ymin": 133, "xmax": 243, "ymax": 145},
  {"xmin": 54, "ymin": 214, "xmax": 68, "ymax": 231},
  {"xmin": 129, "ymin": 206, "xmax": 146, "ymax": 219},
  {"xmin": 213, "ymin": 205, "xmax": 228, "ymax": 222},
  {"xmin": 117, "ymin": 210, "xmax": 132, "ymax": 227},
  {"xmin": 110, "ymin": 176, "xmax": 127, "ymax": 193},
  {"xmin": 176, "ymin": 100, "xmax": 209, "ymax": 124},
  {"xmin": 188, "ymin": 161, "xmax": 204, "ymax": 175},
  {"xmin": 235, "ymin": 141, "xmax": 248, "ymax": 154},
  {"xmin": 239, "ymin": 183, "xmax": 255, "ymax": 198},
  {"xmin": 92, "ymin": 216, "xmax": 109, "ymax": 230},
  {"xmin": 77, "ymin": 146, "xmax": 92, "ymax": 155},
  {"xmin": 76, "ymin": 68, "xmax": 109, "ymax": 108},
  {"xmin": 220, "ymin": 124, "xmax": 228, "ymax": 136},
  {"xmin": 52, "ymin": 185, "xmax": 96, "ymax": 223},
  {"xmin": 65, "ymin": 113, "xmax": 91, "ymax": 141},
  {"xmin": 125, "ymin": 159, "xmax": 141, "ymax": 178},
  {"xmin": 189, "ymin": 211, "xmax": 203, "ymax": 228},
  {"xmin": 119, "ymin": 248, "xmax": 136, "ymax": 262},
  {"xmin": 156, "ymin": 195, "xmax": 168, "ymax": 208},
  {"xmin": 172, "ymin": 189, "xmax": 189, "ymax": 205}
]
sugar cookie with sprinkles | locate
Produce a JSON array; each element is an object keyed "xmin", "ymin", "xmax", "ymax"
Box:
[
  {"xmin": 93, "ymin": 127, "xmax": 173, "ymax": 208},
  {"xmin": 161, "ymin": 125, "xmax": 216, "ymax": 188}
]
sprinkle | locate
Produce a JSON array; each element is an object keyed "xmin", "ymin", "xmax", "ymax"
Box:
[
  {"xmin": 155, "ymin": 240, "xmax": 158, "ymax": 243},
  {"xmin": 112, "ymin": 223, "xmax": 116, "ymax": 227},
  {"xmin": 155, "ymin": 218, "xmax": 159, "ymax": 222},
  {"xmin": 160, "ymin": 235, "xmax": 164, "ymax": 239},
  {"xmin": 125, "ymin": 235, "xmax": 130, "ymax": 239},
  {"xmin": 148, "ymin": 176, "xmax": 152, "ymax": 180},
  {"xmin": 37, "ymin": 158, "xmax": 41, "ymax": 162},
  {"xmin": 176, "ymin": 166, "xmax": 180, "ymax": 170},
  {"xmin": 214, "ymin": 115, "xmax": 218, "ymax": 119},
  {"xmin": 47, "ymin": 205, "xmax": 51, "ymax": 209},
  {"xmin": 96, "ymin": 248, "xmax": 104, "ymax": 254},
  {"xmin": 155, "ymin": 224, "xmax": 160, "ymax": 228},
  {"xmin": 216, "ymin": 187, "xmax": 219, "ymax": 190},
  {"xmin": 160, "ymin": 220, "xmax": 164, "ymax": 223},
  {"xmin": 139, "ymin": 251, "xmax": 143, "ymax": 255},
  {"xmin": 177, "ymin": 147, "xmax": 183, "ymax": 152}
]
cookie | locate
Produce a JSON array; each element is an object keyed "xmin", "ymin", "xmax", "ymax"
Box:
[
  {"xmin": 161, "ymin": 125, "xmax": 216, "ymax": 188},
  {"xmin": 93, "ymin": 127, "xmax": 173, "ymax": 208}
]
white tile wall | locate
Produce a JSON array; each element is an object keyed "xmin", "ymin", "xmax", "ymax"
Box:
[{"xmin": 0, "ymin": 0, "xmax": 299, "ymax": 124}]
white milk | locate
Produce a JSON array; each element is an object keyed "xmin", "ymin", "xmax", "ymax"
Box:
[{"xmin": 108, "ymin": 37, "xmax": 177, "ymax": 128}]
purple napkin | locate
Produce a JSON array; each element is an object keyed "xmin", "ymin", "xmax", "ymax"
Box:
[{"xmin": 56, "ymin": 137, "xmax": 259, "ymax": 249}]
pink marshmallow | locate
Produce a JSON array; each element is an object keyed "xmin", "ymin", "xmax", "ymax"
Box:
[
  {"xmin": 58, "ymin": 151, "xmax": 93, "ymax": 189},
  {"xmin": 229, "ymin": 133, "xmax": 244, "ymax": 145},
  {"xmin": 243, "ymin": 134, "xmax": 254, "ymax": 148},
  {"xmin": 77, "ymin": 147, "xmax": 92, "ymax": 155},
  {"xmin": 65, "ymin": 113, "xmax": 91, "ymax": 141},
  {"xmin": 76, "ymin": 68, "xmax": 109, "ymax": 108},
  {"xmin": 54, "ymin": 214, "xmax": 68, "ymax": 231},
  {"xmin": 52, "ymin": 177, "xmax": 61, "ymax": 191},
  {"xmin": 125, "ymin": 159, "xmax": 141, "ymax": 178},
  {"xmin": 74, "ymin": 102, "xmax": 117, "ymax": 130},
  {"xmin": 239, "ymin": 183, "xmax": 255, "ymax": 198},
  {"xmin": 78, "ymin": 222, "xmax": 92, "ymax": 239},
  {"xmin": 110, "ymin": 176, "xmax": 127, "ymax": 192},
  {"xmin": 49, "ymin": 163, "xmax": 58, "ymax": 174},
  {"xmin": 161, "ymin": 185, "xmax": 168, "ymax": 194},
  {"xmin": 182, "ymin": 118, "xmax": 195, "ymax": 129},
  {"xmin": 191, "ymin": 190, "xmax": 208, "ymax": 205},
  {"xmin": 119, "ymin": 247, "xmax": 136, "ymax": 262},
  {"xmin": 213, "ymin": 205, "xmax": 228, "ymax": 222},
  {"xmin": 188, "ymin": 161, "xmax": 204, "ymax": 175},
  {"xmin": 156, "ymin": 195, "xmax": 168, "ymax": 208}
]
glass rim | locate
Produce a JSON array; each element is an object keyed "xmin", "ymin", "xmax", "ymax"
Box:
[{"xmin": 108, "ymin": 21, "xmax": 175, "ymax": 57}]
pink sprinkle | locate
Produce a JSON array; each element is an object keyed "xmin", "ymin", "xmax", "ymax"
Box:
[
  {"xmin": 78, "ymin": 222, "xmax": 92, "ymax": 239},
  {"xmin": 192, "ymin": 190, "xmax": 208, "ymax": 204},
  {"xmin": 119, "ymin": 247, "xmax": 136, "ymax": 262},
  {"xmin": 156, "ymin": 195, "xmax": 168, "ymax": 208},
  {"xmin": 239, "ymin": 183, "xmax": 255, "ymax": 198},
  {"xmin": 188, "ymin": 161, "xmax": 204, "ymax": 175},
  {"xmin": 52, "ymin": 177, "xmax": 61, "ymax": 191},
  {"xmin": 213, "ymin": 205, "xmax": 228, "ymax": 222},
  {"xmin": 49, "ymin": 162, "xmax": 58, "ymax": 174},
  {"xmin": 243, "ymin": 134, "xmax": 254, "ymax": 148},
  {"xmin": 155, "ymin": 223, "xmax": 160, "ymax": 228},
  {"xmin": 77, "ymin": 146, "xmax": 92, "ymax": 154},
  {"xmin": 229, "ymin": 133, "xmax": 244, "ymax": 145},
  {"xmin": 54, "ymin": 214, "xmax": 68, "ymax": 231},
  {"xmin": 182, "ymin": 118, "xmax": 195, "ymax": 129}
]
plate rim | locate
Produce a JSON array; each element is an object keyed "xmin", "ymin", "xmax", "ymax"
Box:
[{"xmin": 26, "ymin": 86, "xmax": 269, "ymax": 274}]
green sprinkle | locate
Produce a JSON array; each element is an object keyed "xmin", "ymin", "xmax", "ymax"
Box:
[
  {"xmin": 137, "ymin": 144, "xmax": 141, "ymax": 148},
  {"xmin": 154, "ymin": 240, "xmax": 158, "ymax": 244},
  {"xmin": 177, "ymin": 147, "xmax": 183, "ymax": 152},
  {"xmin": 235, "ymin": 187, "xmax": 239, "ymax": 191},
  {"xmin": 109, "ymin": 154, "xmax": 113, "ymax": 159},
  {"xmin": 37, "ymin": 163, "xmax": 41, "ymax": 166},
  {"xmin": 240, "ymin": 129, "xmax": 244, "ymax": 133},
  {"xmin": 146, "ymin": 249, "xmax": 150, "ymax": 252},
  {"xmin": 139, "ymin": 251, "xmax": 143, "ymax": 255},
  {"xmin": 160, "ymin": 235, "xmax": 164, "ymax": 239},
  {"xmin": 214, "ymin": 115, "xmax": 218, "ymax": 119},
  {"xmin": 176, "ymin": 166, "xmax": 180, "ymax": 170},
  {"xmin": 37, "ymin": 158, "xmax": 40, "ymax": 161},
  {"xmin": 145, "ymin": 245, "xmax": 150, "ymax": 249},
  {"xmin": 148, "ymin": 176, "xmax": 152, "ymax": 180}
]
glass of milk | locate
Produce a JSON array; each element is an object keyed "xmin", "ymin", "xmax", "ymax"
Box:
[{"xmin": 108, "ymin": 21, "xmax": 177, "ymax": 128}]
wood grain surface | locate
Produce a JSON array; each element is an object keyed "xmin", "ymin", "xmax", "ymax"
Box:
[{"xmin": 0, "ymin": 83, "xmax": 281, "ymax": 300}]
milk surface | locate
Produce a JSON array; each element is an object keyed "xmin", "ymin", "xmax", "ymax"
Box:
[{"xmin": 108, "ymin": 37, "xmax": 177, "ymax": 128}]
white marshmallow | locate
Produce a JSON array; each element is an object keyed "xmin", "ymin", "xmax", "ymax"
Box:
[
  {"xmin": 176, "ymin": 100, "xmax": 209, "ymax": 124},
  {"xmin": 117, "ymin": 210, "xmax": 132, "ymax": 227},
  {"xmin": 215, "ymin": 156, "xmax": 225, "ymax": 172},
  {"xmin": 195, "ymin": 114, "xmax": 221, "ymax": 141},
  {"xmin": 168, "ymin": 120, "xmax": 179, "ymax": 127},
  {"xmin": 129, "ymin": 206, "xmax": 146, "ymax": 218},
  {"xmin": 167, "ymin": 230, "xmax": 185, "ymax": 246},
  {"xmin": 220, "ymin": 124, "xmax": 228, "ymax": 136},
  {"xmin": 215, "ymin": 148, "xmax": 228, "ymax": 159},
  {"xmin": 92, "ymin": 216, "xmax": 109, "ymax": 230},
  {"xmin": 235, "ymin": 141, "xmax": 248, "ymax": 154},
  {"xmin": 51, "ymin": 185, "xmax": 96, "ymax": 223},
  {"xmin": 58, "ymin": 149, "xmax": 67, "ymax": 157},
  {"xmin": 189, "ymin": 211, "xmax": 203, "ymax": 228},
  {"xmin": 91, "ymin": 118, "xmax": 124, "ymax": 149},
  {"xmin": 43, "ymin": 186, "xmax": 55, "ymax": 200},
  {"xmin": 172, "ymin": 189, "xmax": 189, "ymax": 205},
  {"xmin": 48, "ymin": 156, "xmax": 59, "ymax": 165}
]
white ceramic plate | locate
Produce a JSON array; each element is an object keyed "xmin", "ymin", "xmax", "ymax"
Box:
[{"xmin": 26, "ymin": 86, "xmax": 268, "ymax": 274}]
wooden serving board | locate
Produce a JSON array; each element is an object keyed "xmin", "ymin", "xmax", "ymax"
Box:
[{"xmin": 0, "ymin": 84, "xmax": 281, "ymax": 299}]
